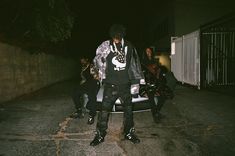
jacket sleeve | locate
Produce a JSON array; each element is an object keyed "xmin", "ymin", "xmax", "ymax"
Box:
[
  {"xmin": 93, "ymin": 41, "xmax": 108, "ymax": 68},
  {"xmin": 93, "ymin": 40, "xmax": 110, "ymax": 80},
  {"xmin": 129, "ymin": 47, "xmax": 145, "ymax": 84}
]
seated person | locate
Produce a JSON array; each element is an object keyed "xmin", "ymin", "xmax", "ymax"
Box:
[
  {"xmin": 141, "ymin": 48, "xmax": 177, "ymax": 123},
  {"xmin": 71, "ymin": 56, "xmax": 100, "ymax": 125}
]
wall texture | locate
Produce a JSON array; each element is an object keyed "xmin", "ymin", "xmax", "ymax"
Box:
[{"xmin": 0, "ymin": 42, "xmax": 78, "ymax": 103}]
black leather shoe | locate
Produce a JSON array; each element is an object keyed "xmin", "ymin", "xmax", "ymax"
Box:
[
  {"xmin": 87, "ymin": 116, "xmax": 95, "ymax": 125},
  {"xmin": 90, "ymin": 133, "xmax": 104, "ymax": 146},
  {"xmin": 70, "ymin": 109, "xmax": 84, "ymax": 119},
  {"xmin": 124, "ymin": 128, "xmax": 140, "ymax": 144}
]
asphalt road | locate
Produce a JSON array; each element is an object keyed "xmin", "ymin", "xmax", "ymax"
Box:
[{"xmin": 0, "ymin": 80, "xmax": 234, "ymax": 156}]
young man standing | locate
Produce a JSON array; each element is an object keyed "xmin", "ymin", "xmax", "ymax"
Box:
[{"xmin": 90, "ymin": 24, "xmax": 145, "ymax": 146}]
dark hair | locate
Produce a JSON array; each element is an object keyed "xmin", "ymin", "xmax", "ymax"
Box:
[
  {"xmin": 109, "ymin": 24, "xmax": 126, "ymax": 39},
  {"xmin": 142, "ymin": 47, "xmax": 154, "ymax": 61}
]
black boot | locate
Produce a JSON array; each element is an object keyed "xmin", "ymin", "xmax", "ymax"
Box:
[
  {"xmin": 124, "ymin": 128, "xmax": 140, "ymax": 144},
  {"xmin": 87, "ymin": 115, "xmax": 95, "ymax": 125},
  {"xmin": 70, "ymin": 109, "xmax": 84, "ymax": 119},
  {"xmin": 153, "ymin": 111, "xmax": 162, "ymax": 123},
  {"xmin": 90, "ymin": 131, "xmax": 105, "ymax": 146}
]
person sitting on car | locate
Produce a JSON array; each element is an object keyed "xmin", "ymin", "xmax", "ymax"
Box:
[{"xmin": 141, "ymin": 47, "xmax": 177, "ymax": 123}]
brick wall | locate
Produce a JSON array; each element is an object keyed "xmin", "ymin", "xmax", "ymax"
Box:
[{"xmin": 0, "ymin": 42, "xmax": 78, "ymax": 103}]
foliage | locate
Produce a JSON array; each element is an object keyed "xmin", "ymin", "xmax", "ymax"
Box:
[
  {"xmin": 32, "ymin": 0, "xmax": 74, "ymax": 42},
  {"xmin": 0, "ymin": 0, "xmax": 74, "ymax": 43}
]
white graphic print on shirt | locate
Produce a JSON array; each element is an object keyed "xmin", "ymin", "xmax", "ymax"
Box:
[{"xmin": 110, "ymin": 40, "xmax": 128, "ymax": 71}]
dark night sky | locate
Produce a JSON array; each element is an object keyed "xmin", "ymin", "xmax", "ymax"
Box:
[
  {"xmin": 67, "ymin": 0, "xmax": 160, "ymax": 58},
  {"xmin": 0, "ymin": 0, "xmax": 164, "ymax": 59},
  {"xmin": 67, "ymin": 0, "xmax": 235, "ymax": 58},
  {"xmin": 1, "ymin": 0, "xmax": 233, "ymax": 58}
]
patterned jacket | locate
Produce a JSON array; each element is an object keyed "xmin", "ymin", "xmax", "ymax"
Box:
[{"xmin": 93, "ymin": 40, "xmax": 145, "ymax": 86}]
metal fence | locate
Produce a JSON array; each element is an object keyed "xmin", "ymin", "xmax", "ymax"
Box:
[
  {"xmin": 200, "ymin": 13, "xmax": 235, "ymax": 88},
  {"xmin": 171, "ymin": 13, "xmax": 235, "ymax": 89}
]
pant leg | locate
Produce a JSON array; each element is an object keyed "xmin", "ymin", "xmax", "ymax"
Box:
[
  {"xmin": 71, "ymin": 84, "xmax": 88, "ymax": 111},
  {"xmin": 156, "ymin": 95, "xmax": 166, "ymax": 112},
  {"xmin": 96, "ymin": 84, "xmax": 118, "ymax": 136},
  {"xmin": 86, "ymin": 80, "xmax": 100, "ymax": 116},
  {"xmin": 148, "ymin": 93, "xmax": 157, "ymax": 116},
  {"xmin": 119, "ymin": 84, "xmax": 133, "ymax": 134}
]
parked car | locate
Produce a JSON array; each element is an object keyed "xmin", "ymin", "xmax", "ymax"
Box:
[{"xmin": 96, "ymin": 85, "xmax": 150, "ymax": 112}]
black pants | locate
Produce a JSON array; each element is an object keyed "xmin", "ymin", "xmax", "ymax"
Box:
[
  {"xmin": 96, "ymin": 83, "xmax": 133, "ymax": 136},
  {"xmin": 148, "ymin": 92, "xmax": 166, "ymax": 116},
  {"xmin": 72, "ymin": 79, "xmax": 100, "ymax": 116},
  {"xmin": 155, "ymin": 96, "xmax": 166, "ymax": 112}
]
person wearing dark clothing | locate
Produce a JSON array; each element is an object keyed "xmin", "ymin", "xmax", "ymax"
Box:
[
  {"xmin": 90, "ymin": 24, "xmax": 145, "ymax": 146},
  {"xmin": 141, "ymin": 47, "xmax": 158, "ymax": 84},
  {"xmin": 71, "ymin": 57, "xmax": 100, "ymax": 125},
  {"xmin": 141, "ymin": 48, "xmax": 177, "ymax": 123}
]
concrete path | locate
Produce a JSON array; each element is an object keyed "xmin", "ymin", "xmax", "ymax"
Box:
[{"xmin": 0, "ymin": 80, "xmax": 234, "ymax": 156}]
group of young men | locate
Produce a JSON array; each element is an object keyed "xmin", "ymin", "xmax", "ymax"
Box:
[{"xmin": 71, "ymin": 24, "xmax": 177, "ymax": 146}]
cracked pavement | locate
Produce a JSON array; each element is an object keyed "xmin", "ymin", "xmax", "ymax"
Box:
[{"xmin": 0, "ymin": 80, "xmax": 235, "ymax": 156}]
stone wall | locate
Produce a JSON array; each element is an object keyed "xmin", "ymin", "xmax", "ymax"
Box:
[{"xmin": 0, "ymin": 42, "xmax": 78, "ymax": 103}]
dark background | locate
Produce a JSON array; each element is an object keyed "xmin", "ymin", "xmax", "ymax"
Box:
[
  {"xmin": 0, "ymin": 0, "xmax": 163, "ymax": 59},
  {"xmin": 67, "ymin": 0, "xmax": 160, "ymax": 57},
  {"xmin": 0, "ymin": 0, "xmax": 234, "ymax": 59}
]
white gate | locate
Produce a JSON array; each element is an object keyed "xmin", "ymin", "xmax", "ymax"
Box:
[
  {"xmin": 171, "ymin": 30, "xmax": 200, "ymax": 89},
  {"xmin": 171, "ymin": 37, "xmax": 183, "ymax": 82}
]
